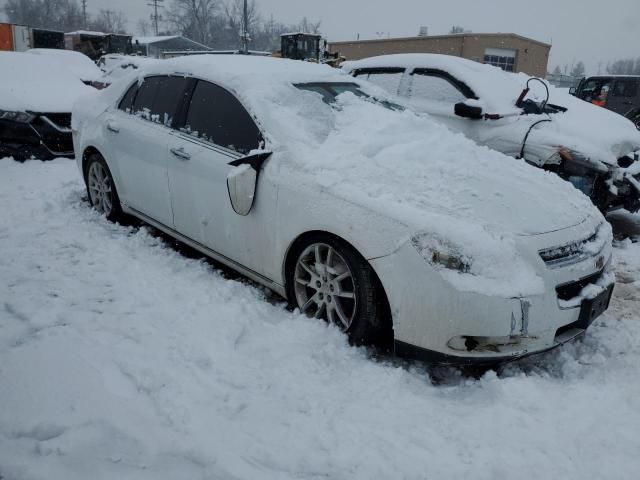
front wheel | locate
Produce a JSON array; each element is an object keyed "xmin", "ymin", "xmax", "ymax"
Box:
[
  {"xmin": 84, "ymin": 153, "xmax": 124, "ymax": 222},
  {"xmin": 288, "ymin": 236, "xmax": 391, "ymax": 348}
]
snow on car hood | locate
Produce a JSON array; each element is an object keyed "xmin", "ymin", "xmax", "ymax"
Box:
[
  {"xmin": 26, "ymin": 48, "xmax": 103, "ymax": 83},
  {"xmin": 343, "ymin": 54, "xmax": 640, "ymax": 164},
  {"xmin": 0, "ymin": 52, "xmax": 96, "ymax": 113},
  {"xmin": 263, "ymin": 92, "xmax": 599, "ymax": 298}
]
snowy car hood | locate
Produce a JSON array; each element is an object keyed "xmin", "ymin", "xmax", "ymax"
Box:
[
  {"xmin": 0, "ymin": 52, "xmax": 96, "ymax": 113},
  {"xmin": 343, "ymin": 54, "xmax": 640, "ymax": 164},
  {"xmin": 268, "ymin": 95, "xmax": 594, "ymax": 238},
  {"xmin": 26, "ymin": 49, "xmax": 104, "ymax": 83}
]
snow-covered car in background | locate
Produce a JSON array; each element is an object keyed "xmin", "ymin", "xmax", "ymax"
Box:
[
  {"xmin": 343, "ymin": 54, "xmax": 640, "ymax": 213},
  {"xmin": 97, "ymin": 54, "xmax": 160, "ymax": 84},
  {"xmin": 0, "ymin": 52, "xmax": 96, "ymax": 160},
  {"xmin": 26, "ymin": 48, "xmax": 104, "ymax": 86},
  {"xmin": 73, "ymin": 56, "xmax": 614, "ymax": 365}
]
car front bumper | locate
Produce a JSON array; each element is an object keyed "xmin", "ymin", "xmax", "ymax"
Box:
[
  {"xmin": 0, "ymin": 115, "xmax": 74, "ymax": 161},
  {"xmin": 370, "ymin": 221, "xmax": 614, "ymax": 365}
]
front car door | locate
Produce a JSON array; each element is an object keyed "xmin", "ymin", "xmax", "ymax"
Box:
[
  {"xmin": 167, "ymin": 79, "xmax": 277, "ymax": 277},
  {"xmin": 608, "ymin": 78, "xmax": 640, "ymax": 116},
  {"xmin": 405, "ymin": 69, "xmax": 475, "ymax": 135},
  {"xmin": 109, "ymin": 76, "xmax": 191, "ymax": 227}
]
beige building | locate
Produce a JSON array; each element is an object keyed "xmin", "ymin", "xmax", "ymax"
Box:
[{"xmin": 329, "ymin": 33, "xmax": 551, "ymax": 78}]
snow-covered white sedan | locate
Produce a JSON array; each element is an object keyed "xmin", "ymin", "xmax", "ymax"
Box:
[
  {"xmin": 72, "ymin": 55, "xmax": 614, "ymax": 365},
  {"xmin": 343, "ymin": 54, "xmax": 640, "ymax": 213}
]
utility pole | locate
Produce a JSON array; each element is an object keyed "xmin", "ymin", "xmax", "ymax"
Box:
[
  {"xmin": 147, "ymin": 0, "xmax": 164, "ymax": 36},
  {"xmin": 81, "ymin": 0, "xmax": 88, "ymax": 29},
  {"xmin": 241, "ymin": 0, "xmax": 249, "ymax": 54}
]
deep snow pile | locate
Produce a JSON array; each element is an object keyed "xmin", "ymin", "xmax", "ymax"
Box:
[{"xmin": 1, "ymin": 158, "xmax": 640, "ymax": 480}]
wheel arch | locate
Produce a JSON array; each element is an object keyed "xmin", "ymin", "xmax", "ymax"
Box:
[
  {"xmin": 81, "ymin": 146, "xmax": 104, "ymax": 179},
  {"xmin": 282, "ymin": 230, "xmax": 394, "ymax": 338}
]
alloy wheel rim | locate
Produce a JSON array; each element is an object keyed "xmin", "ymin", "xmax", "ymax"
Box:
[
  {"xmin": 294, "ymin": 243, "xmax": 357, "ymax": 330},
  {"xmin": 88, "ymin": 162, "xmax": 113, "ymax": 216}
]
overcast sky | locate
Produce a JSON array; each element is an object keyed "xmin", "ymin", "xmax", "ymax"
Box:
[{"xmin": 87, "ymin": 0, "xmax": 640, "ymax": 74}]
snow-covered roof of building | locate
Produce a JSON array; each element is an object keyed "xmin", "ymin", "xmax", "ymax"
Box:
[
  {"xmin": 133, "ymin": 35, "xmax": 180, "ymax": 45},
  {"xmin": 65, "ymin": 30, "xmax": 109, "ymax": 37}
]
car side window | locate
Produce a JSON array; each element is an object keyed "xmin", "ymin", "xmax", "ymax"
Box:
[
  {"xmin": 612, "ymin": 79, "xmax": 639, "ymax": 98},
  {"xmin": 183, "ymin": 80, "xmax": 262, "ymax": 154},
  {"xmin": 409, "ymin": 72, "xmax": 468, "ymax": 104},
  {"xmin": 118, "ymin": 82, "xmax": 138, "ymax": 113},
  {"xmin": 354, "ymin": 69, "xmax": 404, "ymax": 95},
  {"xmin": 131, "ymin": 76, "xmax": 190, "ymax": 127}
]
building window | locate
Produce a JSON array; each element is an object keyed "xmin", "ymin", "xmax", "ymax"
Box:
[{"xmin": 484, "ymin": 48, "xmax": 517, "ymax": 72}]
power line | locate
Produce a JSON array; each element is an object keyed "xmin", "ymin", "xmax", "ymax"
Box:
[{"xmin": 147, "ymin": 0, "xmax": 164, "ymax": 36}]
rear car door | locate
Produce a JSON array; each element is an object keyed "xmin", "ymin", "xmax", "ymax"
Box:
[
  {"xmin": 108, "ymin": 76, "xmax": 191, "ymax": 227},
  {"xmin": 167, "ymin": 80, "xmax": 274, "ymax": 275}
]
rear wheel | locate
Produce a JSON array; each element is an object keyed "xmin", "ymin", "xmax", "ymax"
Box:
[
  {"xmin": 288, "ymin": 235, "xmax": 391, "ymax": 348},
  {"xmin": 84, "ymin": 153, "xmax": 124, "ymax": 222}
]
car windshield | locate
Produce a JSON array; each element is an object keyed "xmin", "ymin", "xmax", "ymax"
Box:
[{"xmin": 294, "ymin": 82, "xmax": 402, "ymax": 110}]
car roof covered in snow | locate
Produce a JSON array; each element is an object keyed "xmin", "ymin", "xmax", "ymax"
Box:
[
  {"xmin": 343, "ymin": 53, "xmax": 531, "ymax": 114},
  {"xmin": 26, "ymin": 48, "xmax": 103, "ymax": 83},
  {"xmin": 0, "ymin": 52, "xmax": 96, "ymax": 112},
  {"xmin": 144, "ymin": 54, "xmax": 351, "ymax": 88}
]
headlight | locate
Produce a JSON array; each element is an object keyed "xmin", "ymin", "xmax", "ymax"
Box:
[
  {"xmin": 556, "ymin": 147, "xmax": 608, "ymax": 174},
  {"xmin": 411, "ymin": 235, "xmax": 471, "ymax": 273},
  {"xmin": 0, "ymin": 110, "xmax": 36, "ymax": 123}
]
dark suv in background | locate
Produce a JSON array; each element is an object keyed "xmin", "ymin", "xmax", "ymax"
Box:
[{"xmin": 571, "ymin": 76, "xmax": 640, "ymax": 129}]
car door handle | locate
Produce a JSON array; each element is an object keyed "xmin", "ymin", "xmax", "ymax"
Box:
[
  {"xmin": 106, "ymin": 121, "xmax": 119, "ymax": 133},
  {"xmin": 170, "ymin": 147, "xmax": 191, "ymax": 160}
]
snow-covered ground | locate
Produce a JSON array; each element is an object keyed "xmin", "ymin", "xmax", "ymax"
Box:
[{"xmin": 1, "ymin": 158, "xmax": 640, "ymax": 480}]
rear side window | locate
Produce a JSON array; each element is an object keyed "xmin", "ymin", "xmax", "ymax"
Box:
[
  {"xmin": 131, "ymin": 76, "xmax": 190, "ymax": 127},
  {"xmin": 118, "ymin": 82, "xmax": 138, "ymax": 113},
  {"xmin": 184, "ymin": 80, "xmax": 261, "ymax": 154},
  {"xmin": 353, "ymin": 69, "xmax": 404, "ymax": 95}
]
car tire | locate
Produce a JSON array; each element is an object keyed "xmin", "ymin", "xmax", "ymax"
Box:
[
  {"xmin": 287, "ymin": 235, "xmax": 392, "ymax": 348},
  {"xmin": 84, "ymin": 153, "xmax": 124, "ymax": 222}
]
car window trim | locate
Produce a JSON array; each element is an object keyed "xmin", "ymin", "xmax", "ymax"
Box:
[
  {"xmin": 178, "ymin": 78, "xmax": 265, "ymax": 153},
  {"xmin": 125, "ymin": 75, "xmax": 193, "ymax": 131},
  {"xmin": 410, "ymin": 68, "xmax": 477, "ymax": 99},
  {"xmin": 352, "ymin": 67, "xmax": 406, "ymax": 77}
]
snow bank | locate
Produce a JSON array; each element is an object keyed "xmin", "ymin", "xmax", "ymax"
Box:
[
  {"xmin": 0, "ymin": 52, "xmax": 96, "ymax": 112},
  {"xmin": 1, "ymin": 159, "xmax": 640, "ymax": 479}
]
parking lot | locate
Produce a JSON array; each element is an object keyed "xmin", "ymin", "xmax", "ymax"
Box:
[{"xmin": 1, "ymin": 158, "xmax": 640, "ymax": 479}]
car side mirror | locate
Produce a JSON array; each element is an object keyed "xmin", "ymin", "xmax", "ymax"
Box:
[
  {"xmin": 226, "ymin": 152, "xmax": 272, "ymax": 216},
  {"xmin": 569, "ymin": 87, "xmax": 576, "ymax": 96},
  {"xmin": 454, "ymin": 101, "xmax": 483, "ymax": 120}
]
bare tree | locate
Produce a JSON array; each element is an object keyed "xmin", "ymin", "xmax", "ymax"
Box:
[
  {"xmin": 570, "ymin": 61, "xmax": 586, "ymax": 78},
  {"xmin": 136, "ymin": 19, "xmax": 152, "ymax": 36},
  {"xmin": 89, "ymin": 9, "xmax": 127, "ymax": 34},
  {"xmin": 297, "ymin": 16, "xmax": 321, "ymax": 34},
  {"xmin": 4, "ymin": 0, "xmax": 85, "ymax": 32},
  {"xmin": 166, "ymin": 0, "xmax": 219, "ymax": 45}
]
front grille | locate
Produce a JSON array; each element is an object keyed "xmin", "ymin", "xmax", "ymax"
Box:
[
  {"xmin": 39, "ymin": 113, "xmax": 72, "ymax": 129},
  {"xmin": 556, "ymin": 270, "xmax": 603, "ymax": 301},
  {"xmin": 539, "ymin": 232, "xmax": 598, "ymax": 267}
]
